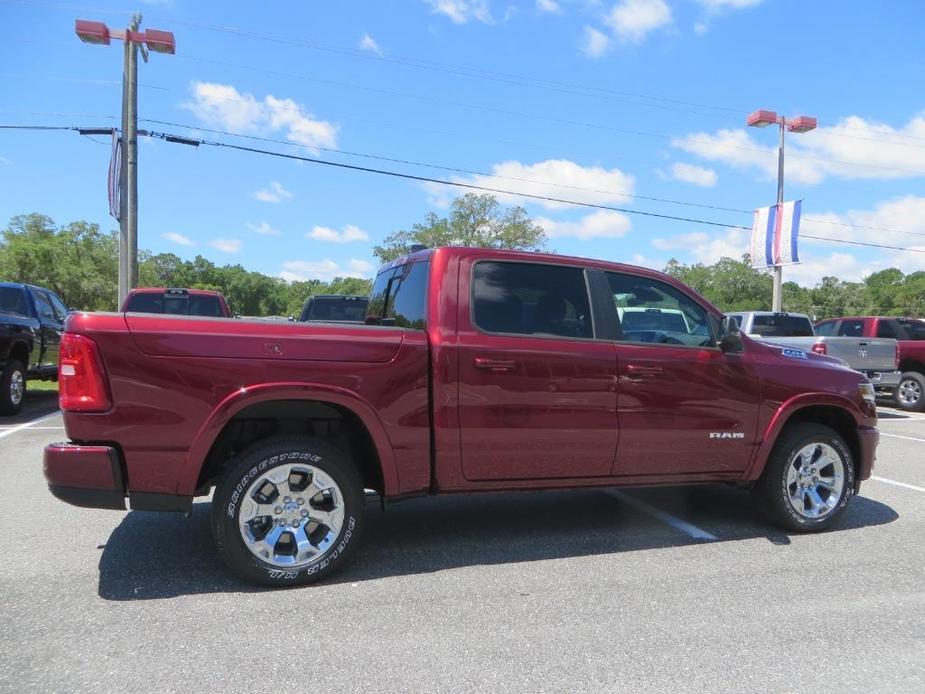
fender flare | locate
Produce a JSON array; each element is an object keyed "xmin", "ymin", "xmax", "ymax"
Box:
[
  {"xmin": 743, "ymin": 392, "xmax": 864, "ymax": 481},
  {"xmin": 177, "ymin": 382, "xmax": 399, "ymax": 496}
]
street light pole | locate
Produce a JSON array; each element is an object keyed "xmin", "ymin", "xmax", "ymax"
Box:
[
  {"xmin": 747, "ymin": 109, "xmax": 817, "ymax": 312},
  {"xmin": 75, "ymin": 16, "xmax": 175, "ymax": 305}
]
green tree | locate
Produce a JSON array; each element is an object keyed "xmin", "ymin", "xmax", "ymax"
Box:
[
  {"xmin": 664, "ymin": 255, "xmax": 772, "ymax": 311},
  {"xmin": 373, "ymin": 193, "xmax": 546, "ymax": 263}
]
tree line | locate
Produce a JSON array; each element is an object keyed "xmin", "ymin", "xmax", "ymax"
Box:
[{"xmin": 2, "ymin": 194, "xmax": 922, "ymax": 320}]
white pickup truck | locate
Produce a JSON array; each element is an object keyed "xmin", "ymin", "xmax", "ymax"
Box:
[{"xmin": 726, "ymin": 311, "xmax": 901, "ymax": 395}]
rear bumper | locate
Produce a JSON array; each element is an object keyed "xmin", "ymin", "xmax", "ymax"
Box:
[
  {"xmin": 856, "ymin": 426, "xmax": 879, "ymax": 487},
  {"xmin": 43, "ymin": 443, "xmax": 126, "ymax": 510},
  {"xmin": 865, "ymin": 370, "xmax": 901, "ymax": 391}
]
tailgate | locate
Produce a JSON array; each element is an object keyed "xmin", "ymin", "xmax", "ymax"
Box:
[
  {"xmin": 820, "ymin": 337, "xmax": 896, "ymax": 371},
  {"xmin": 124, "ymin": 314, "xmax": 403, "ymax": 362}
]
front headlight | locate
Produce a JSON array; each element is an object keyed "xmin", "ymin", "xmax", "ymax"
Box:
[{"xmin": 858, "ymin": 382, "xmax": 876, "ymax": 405}]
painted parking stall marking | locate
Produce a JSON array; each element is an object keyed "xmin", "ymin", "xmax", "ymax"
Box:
[
  {"xmin": 870, "ymin": 476, "xmax": 925, "ymax": 493},
  {"xmin": 0, "ymin": 411, "xmax": 61, "ymax": 440},
  {"xmin": 605, "ymin": 489, "xmax": 719, "ymax": 541}
]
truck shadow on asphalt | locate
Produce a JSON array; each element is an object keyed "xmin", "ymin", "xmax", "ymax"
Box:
[
  {"xmin": 1, "ymin": 391, "xmax": 58, "ymax": 425},
  {"xmin": 97, "ymin": 484, "xmax": 898, "ymax": 601}
]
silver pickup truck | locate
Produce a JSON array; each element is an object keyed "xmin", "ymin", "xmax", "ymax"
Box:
[{"xmin": 726, "ymin": 311, "xmax": 901, "ymax": 394}]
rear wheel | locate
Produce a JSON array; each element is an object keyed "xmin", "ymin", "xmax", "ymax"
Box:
[
  {"xmin": 756, "ymin": 423, "xmax": 855, "ymax": 532},
  {"xmin": 0, "ymin": 360, "xmax": 26, "ymax": 416},
  {"xmin": 211, "ymin": 436, "xmax": 365, "ymax": 586},
  {"xmin": 895, "ymin": 372, "xmax": 925, "ymax": 412}
]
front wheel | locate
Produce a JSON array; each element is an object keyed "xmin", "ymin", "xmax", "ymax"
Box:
[
  {"xmin": 895, "ymin": 372, "xmax": 925, "ymax": 412},
  {"xmin": 211, "ymin": 436, "xmax": 366, "ymax": 587},
  {"xmin": 0, "ymin": 360, "xmax": 26, "ymax": 416},
  {"xmin": 755, "ymin": 423, "xmax": 855, "ymax": 532}
]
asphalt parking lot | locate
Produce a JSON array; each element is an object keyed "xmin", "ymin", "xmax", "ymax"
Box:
[{"xmin": 1, "ymin": 395, "xmax": 923, "ymax": 693}]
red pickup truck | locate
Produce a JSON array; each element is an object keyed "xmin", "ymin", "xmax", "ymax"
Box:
[
  {"xmin": 815, "ymin": 316, "xmax": 925, "ymax": 412},
  {"xmin": 45, "ymin": 247, "xmax": 879, "ymax": 585}
]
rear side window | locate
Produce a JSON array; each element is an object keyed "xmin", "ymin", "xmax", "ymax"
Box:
[
  {"xmin": 606, "ymin": 272, "xmax": 713, "ymax": 347},
  {"xmin": 837, "ymin": 320, "xmax": 865, "ymax": 337},
  {"xmin": 876, "ymin": 320, "xmax": 899, "ymax": 339},
  {"xmin": 904, "ymin": 320, "xmax": 925, "ymax": 340},
  {"xmin": 815, "ymin": 321, "xmax": 836, "ymax": 336},
  {"xmin": 472, "ymin": 261, "xmax": 592, "ymax": 339},
  {"xmin": 0, "ymin": 287, "xmax": 29, "ymax": 317},
  {"xmin": 366, "ymin": 261, "xmax": 429, "ymax": 330},
  {"xmin": 751, "ymin": 314, "xmax": 814, "ymax": 337}
]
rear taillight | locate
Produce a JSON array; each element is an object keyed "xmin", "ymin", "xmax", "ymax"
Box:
[
  {"xmin": 812, "ymin": 342, "xmax": 827, "ymax": 356},
  {"xmin": 59, "ymin": 334, "xmax": 112, "ymax": 412}
]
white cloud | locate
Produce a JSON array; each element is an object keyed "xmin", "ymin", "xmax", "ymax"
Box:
[
  {"xmin": 307, "ymin": 224, "xmax": 370, "ymax": 243},
  {"xmin": 605, "ymin": 0, "xmax": 672, "ymax": 43},
  {"xmin": 358, "ymin": 32, "xmax": 382, "ymax": 54},
  {"xmin": 280, "ymin": 258, "xmax": 374, "ymax": 282},
  {"xmin": 423, "ymin": 0, "xmax": 493, "ymax": 24},
  {"xmin": 436, "ymin": 159, "xmax": 635, "ymax": 210},
  {"xmin": 252, "ymin": 181, "xmax": 293, "ymax": 203},
  {"xmin": 579, "ymin": 26, "xmax": 611, "ymax": 58},
  {"xmin": 246, "ymin": 222, "xmax": 282, "ymax": 236},
  {"xmin": 163, "ymin": 232, "xmax": 194, "ymax": 247},
  {"xmin": 210, "ymin": 238, "xmax": 242, "ymax": 253},
  {"xmin": 693, "ymin": 21, "xmax": 709, "ymax": 34},
  {"xmin": 536, "ymin": 0, "xmax": 560, "ymax": 13},
  {"xmin": 535, "ymin": 210, "xmax": 631, "ymax": 240},
  {"xmin": 673, "ymin": 112, "xmax": 925, "ymax": 184},
  {"xmin": 697, "ymin": 0, "xmax": 764, "ymax": 9},
  {"xmin": 652, "ymin": 229, "xmax": 750, "ymax": 264},
  {"xmin": 0, "ymin": 156, "xmax": 12, "ymax": 166},
  {"xmin": 669, "ymin": 162, "xmax": 718, "ymax": 187},
  {"xmin": 184, "ymin": 82, "xmax": 338, "ymax": 151}
]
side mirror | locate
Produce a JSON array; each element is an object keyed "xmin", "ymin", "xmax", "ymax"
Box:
[{"xmin": 719, "ymin": 316, "xmax": 744, "ymax": 353}]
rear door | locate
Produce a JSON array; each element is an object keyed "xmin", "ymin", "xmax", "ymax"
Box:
[
  {"xmin": 457, "ymin": 258, "xmax": 618, "ymax": 481},
  {"xmin": 603, "ymin": 271, "xmax": 762, "ymax": 477}
]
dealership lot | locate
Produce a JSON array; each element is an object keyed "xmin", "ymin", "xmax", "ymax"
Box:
[{"xmin": 1, "ymin": 401, "xmax": 923, "ymax": 693}]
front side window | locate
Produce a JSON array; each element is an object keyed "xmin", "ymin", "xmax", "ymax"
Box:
[
  {"xmin": 606, "ymin": 272, "xmax": 713, "ymax": 347},
  {"xmin": 49, "ymin": 293, "xmax": 70, "ymax": 320},
  {"xmin": 32, "ymin": 290, "xmax": 57, "ymax": 321},
  {"xmin": 903, "ymin": 320, "xmax": 925, "ymax": 340},
  {"xmin": 472, "ymin": 261, "xmax": 592, "ymax": 339}
]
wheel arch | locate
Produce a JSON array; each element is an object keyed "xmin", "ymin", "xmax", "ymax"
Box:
[
  {"xmin": 3, "ymin": 340, "xmax": 31, "ymax": 370},
  {"xmin": 179, "ymin": 383, "xmax": 398, "ymax": 498},
  {"xmin": 898, "ymin": 359, "xmax": 925, "ymax": 376},
  {"xmin": 746, "ymin": 395, "xmax": 864, "ymax": 484}
]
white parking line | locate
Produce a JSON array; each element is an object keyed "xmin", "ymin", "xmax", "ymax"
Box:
[
  {"xmin": 871, "ymin": 476, "xmax": 925, "ymax": 493},
  {"xmin": 0, "ymin": 412, "xmax": 61, "ymax": 440},
  {"xmin": 879, "ymin": 432, "xmax": 925, "ymax": 443},
  {"xmin": 605, "ymin": 489, "xmax": 718, "ymax": 541}
]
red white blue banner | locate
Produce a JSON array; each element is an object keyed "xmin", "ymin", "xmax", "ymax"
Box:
[
  {"xmin": 750, "ymin": 200, "xmax": 801, "ymax": 268},
  {"xmin": 108, "ymin": 131, "xmax": 121, "ymax": 221}
]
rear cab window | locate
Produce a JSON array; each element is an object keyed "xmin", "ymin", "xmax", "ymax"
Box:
[
  {"xmin": 750, "ymin": 314, "xmax": 814, "ymax": 337},
  {"xmin": 301, "ymin": 297, "xmax": 368, "ymax": 322},
  {"xmin": 125, "ymin": 292, "xmax": 225, "ymax": 317},
  {"xmin": 366, "ymin": 260, "xmax": 429, "ymax": 329},
  {"xmin": 471, "ymin": 261, "xmax": 592, "ymax": 339},
  {"xmin": 814, "ymin": 320, "xmax": 836, "ymax": 336}
]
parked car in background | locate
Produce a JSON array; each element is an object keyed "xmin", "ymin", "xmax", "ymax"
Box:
[
  {"xmin": 121, "ymin": 288, "xmax": 231, "ymax": 318},
  {"xmin": 298, "ymin": 294, "xmax": 368, "ymax": 323},
  {"xmin": 815, "ymin": 316, "xmax": 925, "ymax": 412},
  {"xmin": 0, "ymin": 282, "xmax": 69, "ymax": 414},
  {"xmin": 45, "ymin": 247, "xmax": 879, "ymax": 586},
  {"xmin": 726, "ymin": 311, "xmax": 900, "ymax": 395}
]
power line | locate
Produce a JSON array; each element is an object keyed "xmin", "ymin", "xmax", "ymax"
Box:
[{"xmin": 136, "ymin": 127, "xmax": 925, "ymax": 255}]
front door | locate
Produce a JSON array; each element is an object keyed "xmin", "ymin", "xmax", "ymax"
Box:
[
  {"xmin": 457, "ymin": 259, "xmax": 618, "ymax": 481},
  {"xmin": 603, "ymin": 271, "xmax": 762, "ymax": 477}
]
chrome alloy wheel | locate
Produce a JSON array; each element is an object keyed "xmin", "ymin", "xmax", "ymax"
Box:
[
  {"xmin": 9, "ymin": 370, "xmax": 23, "ymax": 406},
  {"xmin": 237, "ymin": 463, "xmax": 345, "ymax": 569},
  {"xmin": 785, "ymin": 443, "xmax": 845, "ymax": 520},
  {"xmin": 897, "ymin": 378, "xmax": 922, "ymax": 408}
]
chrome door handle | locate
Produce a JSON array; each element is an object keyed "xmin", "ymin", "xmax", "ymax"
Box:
[{"xmin": 474, "ymin": 357, "xmax": 517, "ymax": 373}]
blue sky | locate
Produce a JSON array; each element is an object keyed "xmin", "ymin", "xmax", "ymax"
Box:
[{"xmin": 2, "ymin": 0, "xmax": 925, "ymax": 286}]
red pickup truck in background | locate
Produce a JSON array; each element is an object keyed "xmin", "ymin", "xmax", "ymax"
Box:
[
  {"xmin": 45, "ymin": 247, "xmax": 879, "ymax": 586},
  {"xmin": 815, "ymin": 316, "xmax": 925, "ymax": 412}
]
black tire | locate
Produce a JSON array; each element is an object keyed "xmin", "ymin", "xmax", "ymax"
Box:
[
  {"xmin": 0, "ymin": 359, "xmax": 26, "ymax": 416},
  {"xmin": 755, "ymin": 423, "xmax": 855, "ymax": 533},
  {"xmin": 211, "ymin": 435, "xmax": 365, "ymax": 587},
  {"xmin": 895, "ymin": 371, "xmax": 925, "ymax": 413}
]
